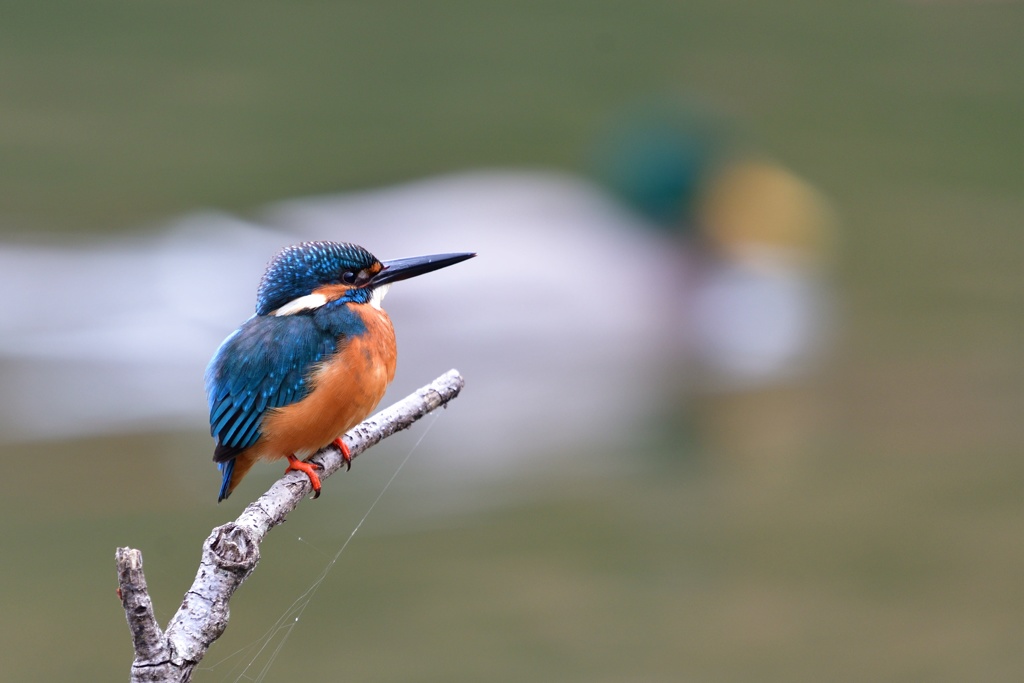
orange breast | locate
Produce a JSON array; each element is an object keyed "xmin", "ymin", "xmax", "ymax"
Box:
[{"xmin": 254, "ymin": 305, "xmax": 397, "ymax": 461}]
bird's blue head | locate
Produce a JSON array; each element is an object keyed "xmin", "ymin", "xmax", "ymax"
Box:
[
  {"xmin": 256, "ymin": 242, "xmax": 379, "ymax": 315},
  {"xmin": 255, "ymin": 241, "xmax": 475, "ymax": 316}
]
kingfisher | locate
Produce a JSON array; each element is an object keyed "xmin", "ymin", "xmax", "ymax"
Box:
[{"xmin": 205, "ymin": 241, "xmax": 475, "ymax": 501}]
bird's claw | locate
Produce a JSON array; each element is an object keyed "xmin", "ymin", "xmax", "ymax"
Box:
[
  {"xmin": 285, "ymin": 455, "xmax": 323, "ymax": 498},
  {"xmin": 332, "ymin": 437, "xmax": 352, "ymax": 471}
]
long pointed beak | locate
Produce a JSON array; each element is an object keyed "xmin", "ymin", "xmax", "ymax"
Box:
[{"xmin": 369, "ymin": 252, "xmax": 476, "ymax": 287}]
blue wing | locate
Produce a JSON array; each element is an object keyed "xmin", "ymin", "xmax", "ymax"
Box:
[{"xmin": 205, "ymin": 314, "xmax": 338, "ymax": 463}]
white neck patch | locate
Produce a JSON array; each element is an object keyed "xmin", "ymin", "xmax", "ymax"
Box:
[
  {"xmin": 370, "ymin": 284, "xmax": 390, "ymax": 310},
  {"xmin": 271, "ymin": 285, "xmax": 389, "ymax": 316},
  {"xmin": 271, "ymin": 292, "xmax": 328, "ymax": 316}
]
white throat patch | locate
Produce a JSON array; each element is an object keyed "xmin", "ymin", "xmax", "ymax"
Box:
[{"xmin": 370, "ymin": 284, "xmax": 390, "ymax": 310}]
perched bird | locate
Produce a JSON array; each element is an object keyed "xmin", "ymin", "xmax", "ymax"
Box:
[{"xmin": 205, "ymin": 241, "xmax": 474, "ymax": 501}]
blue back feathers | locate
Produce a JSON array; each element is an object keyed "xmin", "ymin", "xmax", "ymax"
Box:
[
  {"xmin": 256, "ymin": 241, "xmax": 379, "ymax": 315},
  {"xmin": 206, "ymin": 314, "xmax": 335, "ymax": 459}
]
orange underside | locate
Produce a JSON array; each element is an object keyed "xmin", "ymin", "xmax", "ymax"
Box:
[{"xmin": 225, "ymin": 304, "xmax": 396, "ymax": 497}]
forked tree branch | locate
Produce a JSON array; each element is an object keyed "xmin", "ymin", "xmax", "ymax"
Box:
[{"xmin": 115, "ymin": 369, "xmax": 465, "ymax": 683}]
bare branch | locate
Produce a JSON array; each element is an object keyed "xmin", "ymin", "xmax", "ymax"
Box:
[{"xmin": 116, "ymin": 369, "xmax": 465, "ymax": 683}]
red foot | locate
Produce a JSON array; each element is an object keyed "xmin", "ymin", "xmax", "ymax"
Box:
[
  {"xmin": 333, "ymin": 437, "xmax": 352, "ymax": 470},
  {"xmin": 285, "ymin": 454, "xmax": 323, "ymax": 499}
]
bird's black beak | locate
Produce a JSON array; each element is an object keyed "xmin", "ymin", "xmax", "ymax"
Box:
[{"xmin": 369, "ymin": 252, "xmax": 476, "ymax": 287}]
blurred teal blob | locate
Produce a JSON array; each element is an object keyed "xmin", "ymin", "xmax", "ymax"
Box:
[{"xmin": 589, "ymin": 98, "xmax": 727, "ymax": 233}]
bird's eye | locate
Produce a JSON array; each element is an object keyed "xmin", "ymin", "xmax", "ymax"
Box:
[{"xmin": 341, "ymin": 271, "xmax": 358, "ymax": 284}]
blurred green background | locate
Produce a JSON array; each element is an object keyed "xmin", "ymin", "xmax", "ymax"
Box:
[{"xmin": 0, "ymin": 1, "xmax": 1020, "ymax": 681}]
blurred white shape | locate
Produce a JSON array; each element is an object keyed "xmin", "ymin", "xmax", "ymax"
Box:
[
  {"xmin": 0, "ymin": 214, "xmax": 277, "ymax": 438},
  {"xmin": 0, "ymin": 170, "xmax": 829, "ymax": 480},
  {"xmin": 693, "ymin": 257, "xmax": 829, "ymax": 390}
]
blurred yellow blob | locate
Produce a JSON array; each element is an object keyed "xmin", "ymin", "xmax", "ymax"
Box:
[{"xmin": 699, "ymin": 161, "xmax": 836, "ymax": 269}]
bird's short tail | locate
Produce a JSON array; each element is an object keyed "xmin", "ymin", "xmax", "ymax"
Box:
[{"xmin": 217, "ymin": 459, "xmax": 235, "ymax": 502}]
